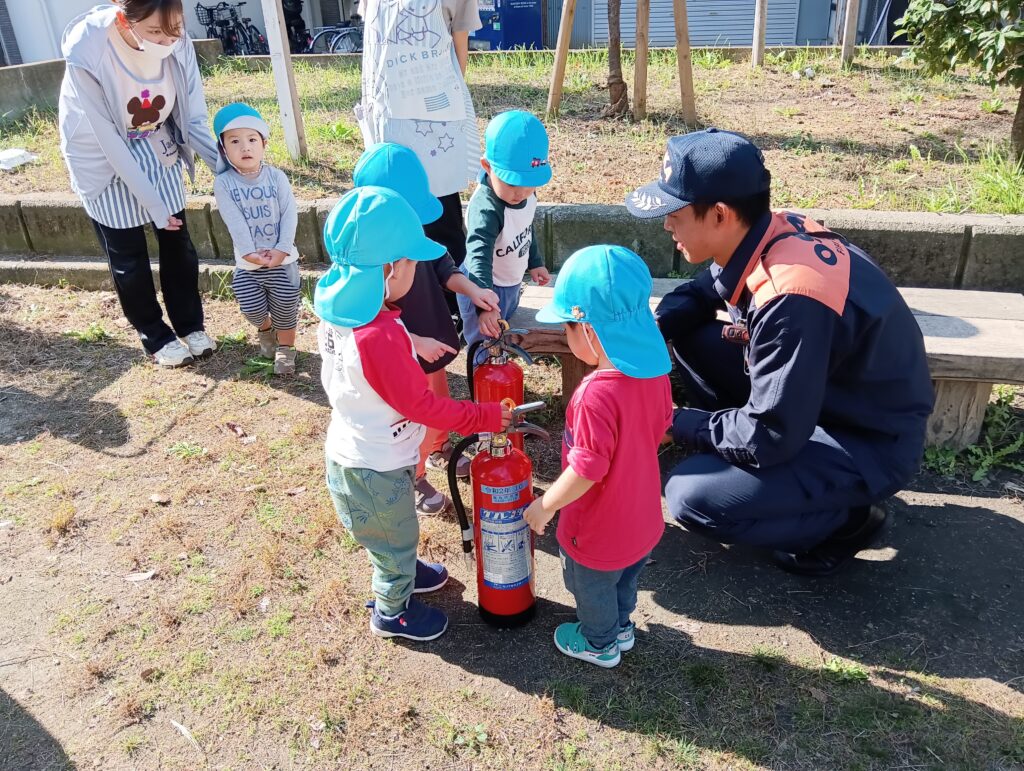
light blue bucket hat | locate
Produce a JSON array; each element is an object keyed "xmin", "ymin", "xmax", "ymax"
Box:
[
  {"xmin": 536, "ymin": 245, "xmax": 670, "ymax": 379},
  {"xmin": 353, "ymin": 143, "xmax": 443, "ymax": 226},
  {"xmin": 314, "ymin": 186, "xmax": 446, "ymax": 328}
]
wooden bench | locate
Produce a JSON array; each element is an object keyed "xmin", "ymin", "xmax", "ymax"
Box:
[{"xmin": 508, "ymin": 281, "xmax": 1024, "ymax": 450}]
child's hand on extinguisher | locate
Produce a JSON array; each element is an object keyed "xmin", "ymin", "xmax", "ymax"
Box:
[
  {"xmin": 524, "ymin": 497, "xmax": 554, "ymax": 535},
  {"xmin": 499, "ymin": 402, "xmax": 513, "ymax": 429}
]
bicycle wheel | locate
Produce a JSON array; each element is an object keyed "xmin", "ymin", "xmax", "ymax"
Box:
[
  {"xmin": 246, "ymin": 25, "xmax": 269, "ymax": 54},
  {"xmin": 309, "ymin": 28, "xmax": 336, "ymax": 54},
  {"xmin": 330, "ymin": 29, "xmax": 358, "ymax": 54},
  {"xmin": 233, "ymin": 27, "xmax": 251, "ymax": 55}
]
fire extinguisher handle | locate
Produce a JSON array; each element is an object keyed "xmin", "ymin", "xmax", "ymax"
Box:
[
  {"xmin": 447, "ymin": 433, "xmax": 480, "ymax": 554},
  {"xmin": 510, "ymin": 421, "xmax": 551, "ymax": 442}
]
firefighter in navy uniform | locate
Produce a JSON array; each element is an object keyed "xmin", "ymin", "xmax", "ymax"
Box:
[{"xmin": 626, "ymin": 129, "xmax": 935, "ymax": 576}]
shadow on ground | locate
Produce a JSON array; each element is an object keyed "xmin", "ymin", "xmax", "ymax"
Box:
[
  {"xmin": 0, "ymin": 305, "xmax": 327, "ymax": 452},
  {"xmin": 0, "ymin": 689, "xmax": 75, "ymax": 771}
]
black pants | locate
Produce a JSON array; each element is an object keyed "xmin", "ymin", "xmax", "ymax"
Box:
[
  {"xmin": 91, "ymin": 213, "xmax": 205, "ymax": 354},
  {"xmin": 423, "ymin": 193, "xmax": 466, "ymax": 324}
]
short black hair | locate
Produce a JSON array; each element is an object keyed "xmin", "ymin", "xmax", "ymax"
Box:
[{"xmin": 690, "ymin": 176, "xmax": 772, "ymax": 228}]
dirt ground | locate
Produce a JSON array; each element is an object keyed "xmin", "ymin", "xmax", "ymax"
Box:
[
  {"xmin": 1, "ymin": 50, "xmax": 1020, "ymax": 213},
  {"xmin": 1, "ymin": 284, "xmax": 1023, "ymax": 770}
]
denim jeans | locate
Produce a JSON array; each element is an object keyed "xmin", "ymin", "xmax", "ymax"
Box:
[
  {"xmin": 457, "ymin": 278, "xmax": 522, "ymax": 364},
  {"xmin": 560, "ymin": 549, "xmax": 650, "ymax": 649},
  {"xmin": 326, "ymin": 457, "xmax": 418, "ymax": 616}
]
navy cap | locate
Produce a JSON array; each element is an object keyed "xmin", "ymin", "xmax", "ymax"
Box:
[{"xmin": 625, "ymin": 129, "xmax": 770, "ymax": 219}]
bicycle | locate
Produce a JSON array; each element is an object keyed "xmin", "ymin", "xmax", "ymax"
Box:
[
  {"xmin": 196, "ymin": 1, "xmax": 269, "ymax": 56},
  {"xmin": 306, "ymin": 0, "xmax": 363, "ymax": 53}
]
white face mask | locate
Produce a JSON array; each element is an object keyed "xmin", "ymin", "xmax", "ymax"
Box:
[{"xmin": 127, "ymin": 22, "xmax": 178, "ymax": 61}]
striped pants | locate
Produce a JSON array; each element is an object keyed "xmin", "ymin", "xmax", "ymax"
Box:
[{"xmin": 232, "ymin": 263, "xmax": 301, "ymax": 331}]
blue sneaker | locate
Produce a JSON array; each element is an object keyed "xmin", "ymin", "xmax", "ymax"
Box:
[
  {"xmin": 553, "ymin": 622, "xmax": 621, "ymax": 668},
  {"xmin": 617, "ymin": 622, "xmax": 635, "ymax": 652},
  {"xmin": 369, "ymin": 597, "xmax": 448, "ymax": 641},
  {"xmin": 413, "ymin": 559, "xmax": 448, "ymax": 594}
]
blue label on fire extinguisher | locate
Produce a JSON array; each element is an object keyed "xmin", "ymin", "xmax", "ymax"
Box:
[
  {"xmin": 481, "ymin": 480, "xmax": 529, "ymax": 504},
  {"xmin": 479, "ymin": 504, "xmax": 532, "ymax": 589}
]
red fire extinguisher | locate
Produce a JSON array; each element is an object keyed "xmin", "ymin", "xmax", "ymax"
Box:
[
  {"xmin": 466, "ymin": 321, "xmax": 534, "ymax": 452},
  {"xmin": 448, "ymin": 401, "xmax": 549, "ymax": 627}
]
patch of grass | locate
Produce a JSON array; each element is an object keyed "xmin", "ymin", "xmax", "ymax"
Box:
[
  {"xmin": 63, "ymin": 322, "xmax": 113, "ymax": 344},
  {"xmin": 822, "ymin": 656, "xmax": 869, "ymax": 683},
  {"xmin": 209, "ymin": 271, "xmax": 235, "ymax": 300},
  {"xmin": 217, "ymin": 330, "xmax": 248, "ymax": 349},
  {"xmin": 683, "ymin": 661, "xmax": 728, "ymax": 692},
  {"xmin": 266, "ymin": 610, "xmax": 293, "ymax": 639},
  {"xmin": 925, "ymin": 143, "xmax": 1024, "ymax": 215},
  {"xmin": 119, "ymin": 731, "xmax": 146, "ymax": 756},
  {"xmin": 773, "ymin": 106, "xmax": 802, "ymax": 119},
  {"xmin": 254, "ymin": 501, "xmax": 283, "ymax": 531},
  {"xmin": 228, "ymin": 625, "xmax": 256, "ymax": 642},
  {"xmin": 46, "ymin": 502, "xmax": 77, "ymax": 540},
  {"xmin": 167, "ymin": 441, "xmax": 207, "ymax": 461},
  {"xmin": 981, "ymin": 97, "xmax": 1005, "ymax": 114},
  {"xmin": 751, "ymin": 644, "xmax": 785, "ymax": 671},
  {"xmin": 548, "ymin": 739, "xmax": 593, "ymax": 770},
  {"xmin": 923, "ymin": 386, "xmax": 1024, "ymax": 481},
  {"xmin": 6, "ymin": 476, "xmax": 43, "ymax": 496},
  {"xmin": 691, "ymin": 47, "xmax": 731, "ymax": 70},
  {"xmin": 645, "ymin": 736, "xmax": 701, "ymax": 767}
]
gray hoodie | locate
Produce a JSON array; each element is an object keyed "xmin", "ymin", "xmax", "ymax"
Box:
[{"xmin": 58, "ymin": 4, "xmax": 221, "ymax": 229}]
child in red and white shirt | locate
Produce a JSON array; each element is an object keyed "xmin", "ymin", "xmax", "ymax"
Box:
[
  {"xmin": 315, "ymin": 186, "xmax": 510, "ymax": 643},
  {"xmin": 525, "ymin": 245, "xmax": 673, "ymax": 668}
]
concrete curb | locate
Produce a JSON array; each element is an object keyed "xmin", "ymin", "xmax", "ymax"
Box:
[
  {"xmin": 3, "ymin": 193, "xmax": 1021, "ymax": 292},
  {"xmin": 0, "ymin": 256, "xmax": 325, "ymax": 297}
]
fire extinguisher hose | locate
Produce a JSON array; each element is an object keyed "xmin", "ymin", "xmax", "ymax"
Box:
[
  {"xmin": 447, "ymin": 433, "xmax": 480, "ymax": 554},
  {"xmin": 465, "ymin": 340, "xmax": 484, "ymax": 398}
]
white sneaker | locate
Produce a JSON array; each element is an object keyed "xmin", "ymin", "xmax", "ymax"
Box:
[
  {"xmin": 182, "ymin": 330, "xmax": 216, "ymax": 359},
  {"xmin": 152, "ymin": 339, "xmax": 194, "ymax": 368}
]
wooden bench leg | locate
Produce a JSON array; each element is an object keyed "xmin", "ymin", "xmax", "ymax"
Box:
[
  {"xmin": 926, "ymin": 380, "xmax": 992, "ymax": 450},
  {"xmin": 559, "ymin": 355, "xmax": 594, "ymax": 403}
]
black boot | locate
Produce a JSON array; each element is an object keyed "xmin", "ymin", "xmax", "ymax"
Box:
[{"xmin": 772, "ymin": 505, "xmax": 888, "ymax": 577}]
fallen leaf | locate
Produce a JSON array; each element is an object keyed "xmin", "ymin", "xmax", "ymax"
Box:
[
  {"xmin": 802, "ymin": 685, "xmax": 829, "ymax": 703},
  {"xmin": 243, "ymin": 484, "xmax": 266, "ymax": 493},
  {"xmin": 125, "ymin": 570, "xmax": 156, "ymax": 582},
  {"xmin": 170, "ymin": 719, "xmax": 202, "ymax": 753},
  {"xmin": 240, "ymin": 436, "xmax": 258, "ymax": 445},
  {"xmin": 258, "ymin": 597, "xmax": 271, "ymax": 613},
  {"xmin": 141, "ymin": 667, "xmax": 159, "ymax": 682},
  {"xmin": 1004, "ymin": 481, "xmax": 1024, "ymax": 495},
  {"xmin": 225, "ymin": 422, "xmax": 248, "ymax": 439},
  {"xmin": 149, "ymin": 493, "xmax": 171, "ymax": 505},
  {"xmin": 285, "ymin": 486, "xmax": 307, "ymax": 496}
]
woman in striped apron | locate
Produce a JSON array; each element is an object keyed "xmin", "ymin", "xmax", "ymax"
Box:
[{"xmin": 59, "ymin": 0, "xmax": 221, "ymax": 366}]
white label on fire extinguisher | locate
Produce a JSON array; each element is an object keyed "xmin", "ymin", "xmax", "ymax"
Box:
[
  {"xmin": 481, "ymin": 480, "xmax": 529, "ymax": 504},
  {"xmin": 479, "ymin": 505, "xmax": 532, "ymax": 590}
]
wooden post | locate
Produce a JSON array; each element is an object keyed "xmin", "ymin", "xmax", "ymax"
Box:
[
  {"xmin": 926, "ymin": 380, "xmax": 992, "ymax": 450},
  {"xmin": 546, "ymin": 0, "xmax": 578, "ymax": 118},
  {"xmin": 261, "ymin": 0, "xmax": 307, "ymax": 160},
  {"xmin": 840, "ymin": 0, "xmax": 862, "ymax": 66},
  {"xmin": 751, "ymin": 0, "xmax": 768, "ymax": 68},
  {"xmin": 634, "ymin": 0, "xmax": 651, "ymax": 119},
  {"xmin": 671, "ymin": 0, "xmax": 697, "ymax": 125}
]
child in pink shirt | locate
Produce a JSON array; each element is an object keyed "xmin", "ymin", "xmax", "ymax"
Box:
[{"xmin": 525, "ymin": 245, "xmax": 672, "ymax": 668}]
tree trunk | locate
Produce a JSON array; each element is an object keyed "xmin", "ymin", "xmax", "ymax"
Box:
[
  {"xmin": 1013, "ymin": 86, "xmax": 1024, "ymax": 165},
  {"xmin": 603, "ymin": 0, "xmax": 629, "ymax": 117}
]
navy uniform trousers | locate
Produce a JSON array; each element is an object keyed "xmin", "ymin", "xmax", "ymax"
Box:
[{"xmin": 664, "ymin": 321, "xmax": 905, "ymax": 554}]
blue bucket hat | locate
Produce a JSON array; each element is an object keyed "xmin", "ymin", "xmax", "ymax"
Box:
[
  {"xmin": 314, "ymin": 186, "xmax": 446, "ymax": 328},
  {"xmin": 482, "ymin": 110, "xmax": 552, "ymax": 187},
  {"xmin": 625, "ymin": 128, "xmax": 770, "ymax": 219},
  {"xmin": 353, "ymin": 143, "xmax": 442, "ymax": 225},
  {"xmin": 213, "ymin": 102, "xmax": 271, "ymax": 140},
  {"xmin": 536, "ymin": 245, "xmax": 670, "ymax": 379}
]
